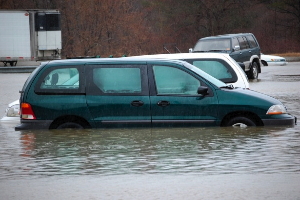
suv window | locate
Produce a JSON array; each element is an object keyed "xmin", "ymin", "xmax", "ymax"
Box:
[
  {"xmin": 237, "ymin": 37, "xmax": 249, "ymax": 50},
  {"xmin": 185, "ymin": 59, "xmax": 237, "ymax": 84},
  {"xmin": 35, "ymin": 66, "xmax": 82, "ymax": 94},
  {"xmin": 153, "ymin": 65, "xmax": 200, "ymax": 95},
  {"xmin": 194, "ymin": 38, "xmax": 231, "ymax": 51},
  {"xmin": 246, "ymin": 35, "xmax": 258, "ymax": 48},
  {"xmin": 232, "ymin": 37, "xmax": 239, "ymax": 50}
]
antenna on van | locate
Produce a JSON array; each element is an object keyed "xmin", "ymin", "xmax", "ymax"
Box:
[{"xmin": 163, "ymin": 43, "xmax": 181, "ymax": 54}]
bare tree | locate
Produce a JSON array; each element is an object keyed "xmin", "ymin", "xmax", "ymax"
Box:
[{"xmin": 1, "ymin": 0, "xmax": 300, "ymax": 55}]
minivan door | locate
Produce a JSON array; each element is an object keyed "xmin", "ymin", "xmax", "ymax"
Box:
[
  {"xmin": 85, "ymin": 64, "xmax": 151, "ymax": 128},
  {"xmin": 148, "ymin": 64, "xmax": 219, "ymax": 126}
]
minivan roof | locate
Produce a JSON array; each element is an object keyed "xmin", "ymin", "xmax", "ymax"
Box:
[{"xmin": 43, "ymin": 57, "xmax": 188, "ymax": 66}]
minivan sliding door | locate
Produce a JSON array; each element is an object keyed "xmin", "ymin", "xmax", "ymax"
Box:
[{"xmin": 85, "ymin": 64, "xmax": 151, "ymax": 128}]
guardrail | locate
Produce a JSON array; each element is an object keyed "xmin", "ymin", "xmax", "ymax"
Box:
[{"xmin": 0, "ymin": 66, "xmax": 37, "ymax": 73}]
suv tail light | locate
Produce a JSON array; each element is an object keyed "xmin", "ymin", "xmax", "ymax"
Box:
[{"xmin": 21, "ymin": 103, "xmax": 36, "ymax": 119}]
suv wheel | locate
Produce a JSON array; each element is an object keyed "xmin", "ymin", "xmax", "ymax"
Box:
[{"xmin": 247, "ymin": 62, "xmax": 258, "ymax": 79}]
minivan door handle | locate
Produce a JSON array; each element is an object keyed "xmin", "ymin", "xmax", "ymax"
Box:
[
  {"xmin": 131, "ymin": 100, "xmax": 144, "ymax": 107},
  {"xmin": 157, "ymin": 101, "xmax": 170, "ymax": 107}
]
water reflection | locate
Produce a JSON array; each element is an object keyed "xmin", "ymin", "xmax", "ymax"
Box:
[{"xmin": 1, "ymin": 126, "xmax": 299, "ymax": 179}]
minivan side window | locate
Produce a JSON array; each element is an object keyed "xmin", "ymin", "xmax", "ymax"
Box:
[
  {"xmin": 93, "ymin": 67, "xmax": 142, "ymax": 94},
  {"xmin": 246, "ymin": 35, "xmax": 258, "ymax": 48},
  {"xmin": 35, "ymin": 67, "xmax": 82, "ymax": 94},
  {"xmin": 153, "ymin": 65, "xmax": 200, "ymax": 95}
]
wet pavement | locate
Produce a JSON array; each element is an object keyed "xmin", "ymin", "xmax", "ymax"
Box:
[{"xmin": 0, "ymin": 63, "xmax": 300, "ymax": 199}]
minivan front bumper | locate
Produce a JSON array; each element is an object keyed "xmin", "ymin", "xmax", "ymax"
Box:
[{"xmin": 262, "ymin": 115, "xmax": 297, "ymax": 126}]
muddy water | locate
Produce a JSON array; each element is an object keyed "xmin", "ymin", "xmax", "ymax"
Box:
[
  {"xmin": 0, "ymin": 126, "xmax": 299, "ymax": 177},
  {"xmin": 0, "ymin": 64, "xmax": 300, "ymax": 199}
]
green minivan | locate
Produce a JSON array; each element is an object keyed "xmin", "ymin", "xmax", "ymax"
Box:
[{"xmin": 15, "ymin": 58, "xmax": 296, "ymax": 130}]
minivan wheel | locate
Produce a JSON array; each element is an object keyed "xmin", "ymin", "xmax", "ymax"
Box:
[
  {"xmin": 226, "ymin": 116, "xmax": 256, "ymax": 127},
  {"xmin": 247, "ymin": 62, "xmax": 258, "ymax": 79},
  {"xmin": 56, "ymin": 122, "xmax": 84, "ymax": 129}
]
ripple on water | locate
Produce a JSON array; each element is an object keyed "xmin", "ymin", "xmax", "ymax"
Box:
[{"xmin": 0, "ymin": 126, "xmax": 299, "ymax": 179}]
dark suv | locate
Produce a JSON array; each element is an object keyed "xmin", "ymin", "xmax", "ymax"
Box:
[{"xmin": 190, "ymin": 33, "xmax": 261, "ymax": 79}]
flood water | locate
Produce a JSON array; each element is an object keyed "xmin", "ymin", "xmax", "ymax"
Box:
[{"xmin": 0, "ymin": 63, "xmax": 300, "ymax": 199}]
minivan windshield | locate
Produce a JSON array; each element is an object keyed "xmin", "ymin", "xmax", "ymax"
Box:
[
  {"xmin": 183, "ymin": 62, "xmax": 227, "ymax": 88},
  {"xmin": 194, "ymin": 38, "xmax": 231, "ymax": 52}
]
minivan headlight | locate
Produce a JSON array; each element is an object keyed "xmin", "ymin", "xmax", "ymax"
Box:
[{"xmin": 266, "ymin": 105, "xmax": 287, "ymax": 115}]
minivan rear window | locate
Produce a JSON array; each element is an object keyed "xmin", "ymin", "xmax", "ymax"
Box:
[
  {"xmin": 40, "ymin": 68, "xmax": 79, "ymax": 89},
  {"xmin": 35, "ymin": 66, "xmax": 84, "ymax": 94}
]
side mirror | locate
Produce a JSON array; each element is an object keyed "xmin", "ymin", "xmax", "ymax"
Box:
[
  {"xmin": 189, "ymin": 48, "xmax": 193, "ymax": 53},
  {"xmin": 197, "ymin": 86, "xmax": 209, "ymax": 95},
  {"xmin": 234, "ymin": 45, "xmax": 240, "ymax": 51}
]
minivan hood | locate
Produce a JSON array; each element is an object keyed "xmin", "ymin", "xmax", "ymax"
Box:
[{"xmin": 217, "ymin": 87, "xmax": 283, "ymax": 107}]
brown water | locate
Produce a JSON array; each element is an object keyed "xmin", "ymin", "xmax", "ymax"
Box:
[
  {"xmin": 0, "ymin": 126, "xmax": 299, "ymax": 178},
  {"xmin": 0, "ymin": 64, "xmax": 300, "ymax": 199}
]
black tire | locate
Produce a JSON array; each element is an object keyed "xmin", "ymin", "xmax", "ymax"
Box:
[
  {"xmin": 225, "ymin": 116, "xmax": 256, "ymax": 127},
  {"xmin": 261, "ymin": 60, "xmax": 268, "ymax": 66},
  {"xmin": 9, "ymin": 61, "xmax": 15, "ymax": 66},
  {"xmin": 247, "ymin": 62, "xmax": 258, "ymax": 79},
  {"xmin": 56, "ymin": 122, "xmax": 84, "ymax": 129}
]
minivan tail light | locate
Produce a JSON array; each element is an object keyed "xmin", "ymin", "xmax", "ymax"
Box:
[{"xmin": 21, "ymin": 103, "xmax": 36, "ymax": 119}]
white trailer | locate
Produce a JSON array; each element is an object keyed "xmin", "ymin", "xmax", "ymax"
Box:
[{"xmin": 0, "ymin": 9, "xmax": 61, "ymax": 66}]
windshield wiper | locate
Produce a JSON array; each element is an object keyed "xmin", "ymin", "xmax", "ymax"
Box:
[{"xmin": 208, "ymin": 50, "xmax": 227, "ymax": 52}]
